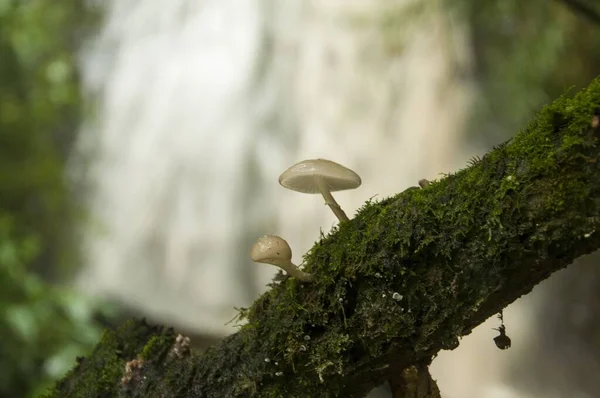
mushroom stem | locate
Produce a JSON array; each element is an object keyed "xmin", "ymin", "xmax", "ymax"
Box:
[
  {"xmin": 315, "ymin": 177, "xmax": 350, "ymax": 222},
  {"xmin": 277, "ymin": 260, "xmax": 314, "ymax": 282}
]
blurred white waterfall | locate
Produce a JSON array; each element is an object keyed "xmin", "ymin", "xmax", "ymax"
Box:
[
  {"xmin": 75, "ymin": 0, "xmax": 267, "ymax": 336},
  {"xmin": 72, "ymin": 0, "xmax": 534, "ymax": 397}
]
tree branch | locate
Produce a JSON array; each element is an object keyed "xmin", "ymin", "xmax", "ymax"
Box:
[
  {"xmin": 557, "ymin": 0, "xmax": 600, "ymax": 26},
  {"xmin": 46, "ymin": 77, "xmax": 600, "ymax": 397}
]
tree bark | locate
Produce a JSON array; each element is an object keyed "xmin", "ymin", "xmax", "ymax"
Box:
[
  {"xmin": 389, "ymin": 363, "xmax": 441, "ymax": 398},
  {"xmin": 46, "ymin": 77, "xmax": 600, "ymax": 398}
]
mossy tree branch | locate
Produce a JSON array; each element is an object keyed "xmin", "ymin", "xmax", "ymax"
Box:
[{"xmin": 47, "ymin": 77, "xmax": 600, "ymax": 397}]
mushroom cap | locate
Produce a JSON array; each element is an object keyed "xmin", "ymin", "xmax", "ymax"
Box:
[
  {"xmin": 250, "ymin": 235, "xmax": 292, "ymax": 265},
  {"xmin": 278, "ymin": 158, "xmax": 361, "ymax": 194}
]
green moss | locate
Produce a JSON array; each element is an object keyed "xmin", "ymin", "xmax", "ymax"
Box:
[
  {"xmin": 43, "ymin": 320, "xmax": 174, "ymax": 398},
  {"xmin": 141, "ymin": 334, "xmax": 174, "ymax": 361}
]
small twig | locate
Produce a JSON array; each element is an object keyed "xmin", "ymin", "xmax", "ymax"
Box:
[
  {"xmin": 492, "ymin": 310, "xmax": 512, "ymax": 350},
  {"xmin": 556, "ymin": 0, "xmax": 600, "ymax": 26}
]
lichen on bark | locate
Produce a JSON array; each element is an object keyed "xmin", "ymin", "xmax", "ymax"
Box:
[{"xmin": 46, "ymin": 77, "xmax": 600, "ymax": 397}]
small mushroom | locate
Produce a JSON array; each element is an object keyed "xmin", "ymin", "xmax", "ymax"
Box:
[
  {"xmin": 250, "ymin": 235, "xmax": 313, "ymax": 282},
  {"xmin": 418, "ymin": 179, "xmax": 430, "ymax": 188},
  {"xmin": 278, "ymin": 159, "xmax": 361, "ymax": 222}
]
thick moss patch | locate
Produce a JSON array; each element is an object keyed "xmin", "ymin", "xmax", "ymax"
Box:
[{"xmin": 43, "ymin": 320, "xmax": 175, "ymax": 398}]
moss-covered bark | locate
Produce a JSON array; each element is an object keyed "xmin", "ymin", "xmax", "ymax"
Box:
[{"xmin": 47, "ymin": 77, "xmax": 600, "ymax": 397}]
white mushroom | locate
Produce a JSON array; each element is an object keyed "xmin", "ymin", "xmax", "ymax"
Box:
[
  {"xmin": 250, "ymin": 235, "xmax": 313, "ymax": 282},
  {"xmin": 278, "ymin": 159, "xmax": 361, "ymax": 222}
]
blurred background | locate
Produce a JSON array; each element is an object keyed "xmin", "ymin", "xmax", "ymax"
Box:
[{"xmin": 1, "ymin": 0, "xmax": 599, "ymax": 397}]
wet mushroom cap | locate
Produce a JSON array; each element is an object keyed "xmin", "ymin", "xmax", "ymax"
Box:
[
  {"xmin": 250, "ymin": 235, "xmax": 292, "ymax": 265},
  {"xmin": 278, "ymin": 159, "xmax": 361, "ymax": 194}
]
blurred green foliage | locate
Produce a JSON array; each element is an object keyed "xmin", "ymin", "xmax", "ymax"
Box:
[
  {"xmin": 0, "ymin": 1, "xmax": 107, "ymax": 397},
  {"xmin": 0, "ymin": 0, "xmax": 93, "ymax": 279},
  {"xmin": 0, "ymin": 214, "xmax": 107, "ymax": 398},
  {"xmin": 459, "ymin": 0, "xmax": 600, "ymax": 144},
  {"xmin": 366, "ymin": 0, "xmax": 600, "ymax": 147}
]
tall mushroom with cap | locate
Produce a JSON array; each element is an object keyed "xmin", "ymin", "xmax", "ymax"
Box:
[
  {"xmin": 250, "ymin": 235, "xmax": 313, "ymax": 282},
  {"xmin": 278, "ymin": 159, "xmax": 361, "ymax": 222}
]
